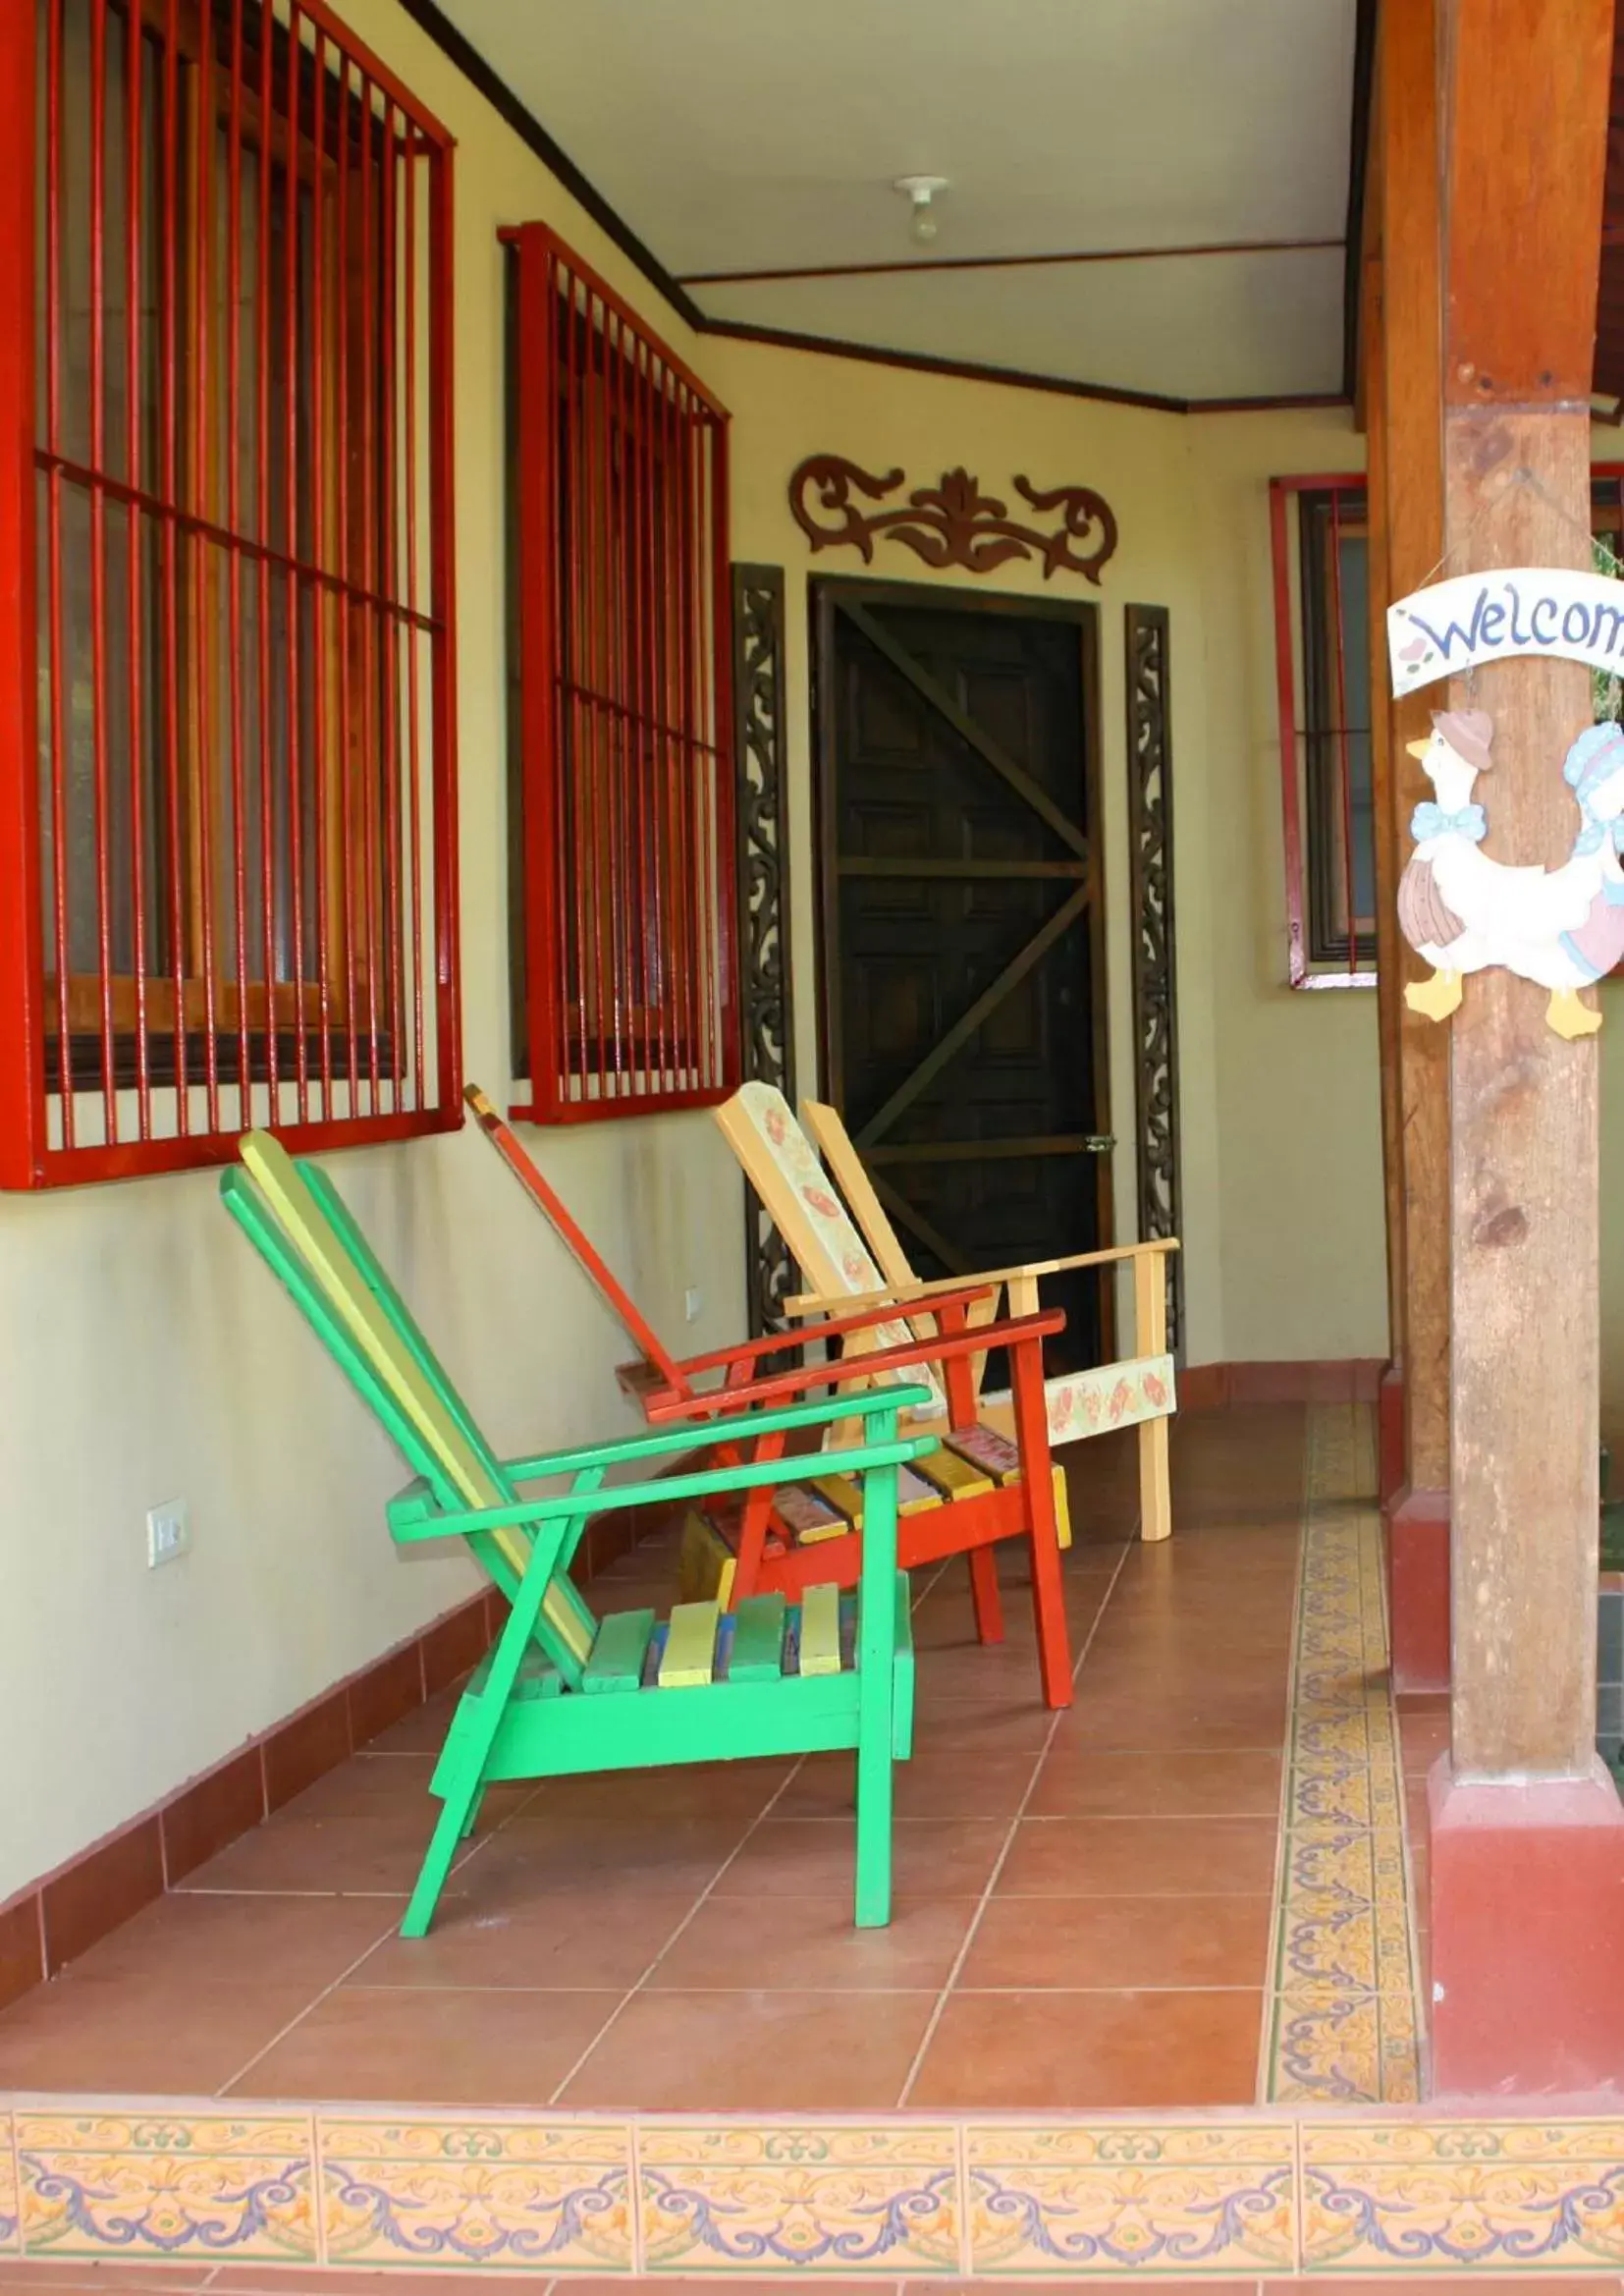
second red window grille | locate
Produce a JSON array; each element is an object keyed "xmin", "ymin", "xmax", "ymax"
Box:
[{"xmin": 504, "ymin": 221, "xmax": 738, "ymax": 1121}]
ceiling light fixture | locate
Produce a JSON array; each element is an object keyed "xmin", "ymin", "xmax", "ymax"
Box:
[{"xmin": 894, "ymin": 175, "xmax": 948, "ymax": 246}]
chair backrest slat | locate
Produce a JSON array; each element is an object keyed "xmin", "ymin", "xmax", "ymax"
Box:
[
  {"xmin": 802, "ymin": 1100, "xmax": 919, "ymax": 1297},
  {"xmin": 714, "ymin": 1084, "xmax": 947, "ymax": 1415},
  {"xmin": 232, "ymin": 1133, "xmax": 594, "ymax": 1672},
  {"xmin": 466, "ymin": 1084, "xmax": 690, "ymax": 1394}
]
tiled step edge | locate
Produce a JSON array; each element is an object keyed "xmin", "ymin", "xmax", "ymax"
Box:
[{"xmin": 7, "ymin": 2102, "xmax": 1624, "ymax": 2278}]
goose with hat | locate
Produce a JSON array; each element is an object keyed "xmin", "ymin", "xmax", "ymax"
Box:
[{"xmin": 1398, "ymin": 711, "xmax": 1624, "ymax": 1039}]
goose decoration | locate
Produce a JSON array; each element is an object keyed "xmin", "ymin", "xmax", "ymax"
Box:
[{"xmin": 1399, "ymin": 711, "xmax": 1624, "ymax": 1038}]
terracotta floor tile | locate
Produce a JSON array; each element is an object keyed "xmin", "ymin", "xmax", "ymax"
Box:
[
  {"xmin": 907, "ymin": 1986, "xmax": 1264, "ymax": 2106},
  {"xmin": 37, "ymin": 1886, "xmax": 397, "ymax": 1988},
  {"xmin": 715, "ymin": 1817, "xmax": 1008, "ymax": 1899},
  {"xmin": 226, "ymin": 1983, "xmax": 621, "ymax": 2104},
  {"xmin": 467, "ymin": 1813, "xmax": 749, "ymax": 1900},
  {"xmin": 272, "ymin": 1750, "xmax": 434, "ymax": 1810},
  {"xmin": 902, "ymin": 1638, "xmax": 1072, "ymax": 1704},
  {"xmin": 1266, "ymin": 2283, "xmax": 1624, "ymax": 2295},
  {"xmin": 960, "ymin": 1890, "xmax": 1273, "ymax": 1989},
  {"xmin": 0, "ymin": 2268, "xmax": 222, "ymax": 2287},
  {"xmin": 356, "ymin": 1888, "xmax": 695, "ymax": 1990},
  {"xmin": 1076, "ymin": 1654, "xmax": 1289, "ymax": 1703},
  {"xmin": 773, "ymin": 1737, "xmax": 1040, "ymax": 1822},
  {"xmin": 558, "ymin": 1986, "xmax": 935, "ymax": 2108},
  {"xmin": 515, "ymin": 1757, "xmax": 795, "ymax": 1823},
  {"xmin": 553, "ymin": 2282, "xmax": 904, "ymax": 2295},
  {"xmin": 174, "ymin": 1808, "xmax": 449, "ymax": 1895},
  {"xmin": 1028, "ymin": 1747, "xmax": 1283, "ymax": 1818},
  {"xmin": 358, "ymin": 1686, "xmax": 465, "ymax": 1754},
  {"xmin": 0, "ymin": 1970, "xmax": 323, "ymax": 2093},
  {"xmin": 921, "ymin": 2284, "xmax": 1260, "ymax": 2296},
  {"xmin": 1054, "ymin": 1687, "xmax": 1288, "ymax": 1750},
  {"xmin": 997, "ymin": 1815, "xmax": 1280, "ymax": 1896},
  {"xmin": 651, "ymin": 1892, "xmax": 978, "ymax": 1990},
  {"xmin": 208, "ymin": 2274, "xmax": 580, "ymax": 2295},
  {"xmin": 905, "ymin": 1701, "xmax": 1056, "ymax": 1752}
]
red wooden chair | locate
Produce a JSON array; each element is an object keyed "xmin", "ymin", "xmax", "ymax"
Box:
[{"xmin": 465, "ymin": 1084, "xmax": 1076, "ymax": 1708}]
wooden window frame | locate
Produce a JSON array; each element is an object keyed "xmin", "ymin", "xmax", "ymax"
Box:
[
  {"xmin": 1270, "ymin": 472, "xmax": 1377, "ymax": 990},
  {"xmin": 504, "ymin": 220, "xmax": 738, "ymax": 1124},
  {"xmin": 0, "ymin": 0, "xmax": 461, "ymax": 1186}
]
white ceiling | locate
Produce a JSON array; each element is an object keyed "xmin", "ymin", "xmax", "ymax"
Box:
[{"xmin": 440, "ymin": 0, "xmax": 1361, "ymax": 404}]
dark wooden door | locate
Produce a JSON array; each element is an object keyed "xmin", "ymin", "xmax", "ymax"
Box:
[{"xmin": 813, "ymin": 580, "xmax": 1111, "ymax": 1377}]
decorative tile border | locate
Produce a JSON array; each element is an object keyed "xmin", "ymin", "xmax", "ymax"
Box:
[
  {"xmin": 1266, "ymin": 1404, "xmax": 1424, "ymax": 2105},
  {"xmin": 7, "ymin": 2104, "xmax": 1624, "ymax": 2275},
  {"xmin": 17, "ymin": 2110, "xmax": 318, "ymax": 2264},
  {"xmin": 320, "ymin": 2115, "xmax": 633, "ymax": 2274},
  {"xmin": 0, "ymin": 2108, "xmax": 18, "ymax": 2252},
  {"xmin": 638, "ymin": 2122, "xmax": 959, "ymax": 2277},
  {"xmin": 1300, "ymin": 2119, "xmax": 1624, "ymax": 2272},
  {"xmin": 964, "ymin": 2122, "xmax": 1297, "ymax": 2278}
]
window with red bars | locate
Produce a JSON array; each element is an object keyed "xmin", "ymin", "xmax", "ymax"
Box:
[
  {"xmin": 1269, "ymin": 474, "xmax": 1374, "ymax": 986},
  {"xmin": 504, "ymin": 221, "xmax": 738, "ymax": 1121},
  {"xmin": 0, "ymin": 0, "xmax": 460, "ymax": 1186}
]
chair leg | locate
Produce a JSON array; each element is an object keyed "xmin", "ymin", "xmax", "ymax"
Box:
[
  {"xmin": 403, "ymin": 1762, "xmax": 483, "ymax": 1939},
  {"xmin": 1140, "ymin": 1414, "xmax": 1173, "ymax": 1543},
  {"xmin": 968, "ymin": 1544, "xmax": 1004, "ymax": 1643},
  {"xmin": 1010, "ymin": 1349, "xmax": 1073, "ymax": 1711},
  {"xmin": 854, "ymin": 1469, "xmax": 900, "ymax": 1929}
]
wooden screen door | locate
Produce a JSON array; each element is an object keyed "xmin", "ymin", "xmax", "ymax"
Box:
[{"xmin": 813, "ymin": 578, "xmax": 1112, "ymax": 1375}]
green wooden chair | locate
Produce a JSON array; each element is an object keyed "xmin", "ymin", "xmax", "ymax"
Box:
[{"xmin": 221, "ymin": 1130, "xmax": 936, "ymax": 1934}]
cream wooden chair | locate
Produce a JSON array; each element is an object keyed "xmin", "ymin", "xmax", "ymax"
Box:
[{"xmin": 716, "ymin": 1081, "xmax": 1179, "ymax": 1544}]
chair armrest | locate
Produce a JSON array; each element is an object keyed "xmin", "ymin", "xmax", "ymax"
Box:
[
  {"xmin": 667, "ymin": 1280, "xmax": 1001, "ymax": 1378},
  {"xmin": 389, "ymin": 1416, "xmax": 939, "ymax": 1545},
  {"xmin": 643, "ymin": 1307, "xmax": 1065, "ymax": 1422},
  {"xmin": 785, "ymin": 1236, "xmax": 1181, "ymax": 1318},
  {"xmin": 499, "ymin": 1380, "xmax": 936, "ymax": 1484}
]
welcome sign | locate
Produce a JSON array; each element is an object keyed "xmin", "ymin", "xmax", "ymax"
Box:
[{"xmin": 1387, "ymin": 567, "xmax": 1624, "ymax": 697}]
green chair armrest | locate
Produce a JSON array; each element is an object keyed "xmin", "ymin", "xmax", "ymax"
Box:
[
  {"xmin": 387, "ymin": 1422, "xmax": 935, "ymax": 1545},
  {"xmin": 498, "ymin": 1383, "xmax": 934, "ymax": 1485}
]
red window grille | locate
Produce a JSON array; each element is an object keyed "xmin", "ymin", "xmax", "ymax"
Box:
[
  {"xmin": 504, "ymin": 221, "xmax": 738, "ymax": 1122},
  {"xmin": 0, "ymin": 0, "xmax": 460, "ymax": 1187},
  {"xmin": 1270, "ymin": 473, "xmax": 1375, "ymax": 988}
]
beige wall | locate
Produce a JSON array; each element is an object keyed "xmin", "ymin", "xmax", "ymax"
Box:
[
  {"xmin": 0, "ymin": 0, "xmax": 746, "ymax": 1904},
  {"xmin": 0, "ymin": 0, "xmax": 1440, "ymax": 1904}
]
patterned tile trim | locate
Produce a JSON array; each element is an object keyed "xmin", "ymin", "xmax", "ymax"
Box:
[
  {"xmin": 11, "ymin": 2103, "xmax": 1624, "ymax": 2274},
  {"xmin": 16, "ymin": 2111, "xmax": 318, "ymax": 2264},
  {"xmin": 964, "ymin": 2122, "xmax": 1297, "ymax": 2278},
  {"xmin": 0, "ymin": 2109, "xmax": 18, "ymax": 2253},
  {"xmin": 1300, "ymin": 2118, "xmax": 1624, "ymax": 2272},
  {"xmin": 637, "ymin": 2121, "xmax": 960, "ymax": 2277},
  {"xmin": 1265, "ymin": 1403, "xmax": 1424, "ymax": 2105},
  {"xmin": 318, "ymin": 2114, "xmax": 633, "ymax": 2275}
]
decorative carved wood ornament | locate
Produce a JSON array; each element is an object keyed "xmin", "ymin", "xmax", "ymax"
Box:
[
  {"xmin": 788, "ymin": 455, "xmax": 1118, "ymax": 584},
  {"xmin": 731, "ymin": 564, "xmax": 797, "ymax": 1337},
  {"xmin": 1125, "ymin": 605, "xmax": 1184, "ymax": 1358}
]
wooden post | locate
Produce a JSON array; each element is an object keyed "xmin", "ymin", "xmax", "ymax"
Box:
[
  {"xmin": 1362, "ymin": 204, "xmax": 1410, "ymax": 1515},
  {"xmin": 1424, "ymin": 0, "xmax": 1624, "ymax": 2098},
  {"xmin": 1375, "ymin": 0, "xmax": 1452, "ymax": 1692}
]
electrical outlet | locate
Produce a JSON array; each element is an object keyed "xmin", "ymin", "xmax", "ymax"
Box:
[
  {"xmin": 684, "ymin": 1285, "xmax": 702, "ymax": 1324},
  {"xmin": 146, "ymin": 1500, "xmax": 189, "ymax": 1569}
]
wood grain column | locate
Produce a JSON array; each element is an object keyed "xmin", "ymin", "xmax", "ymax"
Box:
[
  {"xmin": 1426, "ymin": 0, "xmax": 1624, "ymax": 2099},
  {"xmin": 1376, "ymin": 0, "xmax": 1452, "ymax": 1690},
  {"xmin": 1363, "ymin": 213, "xmax": 1409, "ymax": 1507}
]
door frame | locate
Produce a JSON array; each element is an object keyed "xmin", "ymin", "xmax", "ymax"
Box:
[{"xmin": 808, "ymin": 573, "xmax": 1114, "ymax": 1339}]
